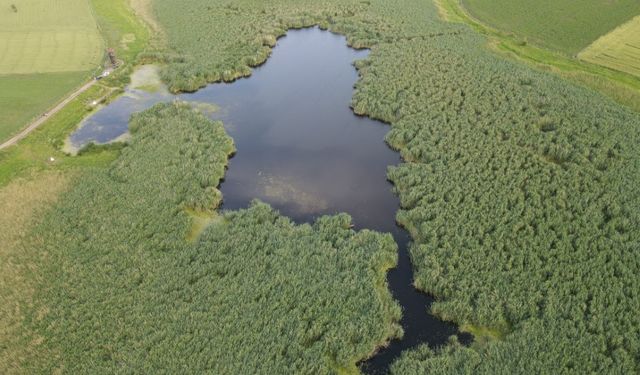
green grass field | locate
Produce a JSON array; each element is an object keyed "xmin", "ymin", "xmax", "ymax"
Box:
[
  {"xmin": 0, "ymin": 30, "xmax": 102, "ymax": 74},
  {"xmin": 461, "ymin": 0, "xmax": 640, "ymax": 55},
  {"xmin": 0, "ymin": 0, "xmax": 150, "ymax": 145},
  {"xmin": 579, "ymin": 15, "xmax": 640, "ymax": 78},
  {"xmin": 0, "ymin": 0, "xmax": 150, "ymax": 187},
  {"xmin": 0, "ymin": 0, "xmax": 103, "ymax": 143},
  {"xmin": 0, "ymin": 71, "xmax": 89, "ymax": 141},
  {"xmin": 90, "ymin": 0, "xmax": 151, "ymax": 64},
  {"xmin": 0, "ymin": 0, "xmax": 102, "ymax": 74}
]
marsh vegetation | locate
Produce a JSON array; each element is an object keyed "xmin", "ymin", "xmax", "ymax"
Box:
[
  {"xmin": 65, "ymin": 28, "xmax": 471, "ymax": 371},
  {"xmin": 23, "ymin": 103, "xmax": 402, "ymax": 373},
  {"xmin": 3, "ymin": 0, "xmax": 639, "ymax": 373},
  {"xmin": 143, "ymin": 0, "xmax": 640, "ymax": 373}
]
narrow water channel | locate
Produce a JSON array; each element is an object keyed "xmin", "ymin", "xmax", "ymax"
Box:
[{"xmin": 68, "ymin": 27, "xmax": 468, "ymax": 373}]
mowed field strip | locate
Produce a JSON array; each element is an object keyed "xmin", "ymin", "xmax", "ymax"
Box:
[
  {"xmin": 579, "ymin": 15, "xmax": 640, "ymax": 78},
  {"xmin": 0, "ymin": 0, "xmax": 103, "ymax": 74}
]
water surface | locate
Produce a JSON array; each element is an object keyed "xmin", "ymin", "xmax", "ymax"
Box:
[{"xmin": 68, "ymin": 27, "xmax": 469, "ymax": 373}]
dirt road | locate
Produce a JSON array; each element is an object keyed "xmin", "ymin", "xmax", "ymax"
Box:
[{"xmin": 0, "ymin": 78, "xmax": 98, "ymax": 151}]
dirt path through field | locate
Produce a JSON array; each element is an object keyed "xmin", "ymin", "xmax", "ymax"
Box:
[{"xmin": 0, "ymin": 79, "xmax": 97, "ymax": 151}]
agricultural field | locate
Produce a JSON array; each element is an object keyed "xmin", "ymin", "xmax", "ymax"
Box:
[
  {"xmin": 0, "ymin": 0, "xmax": 102, "ymax": 142},
  {"xmin": 579, "ymin": 15, "xmax": 640, "ymax": 78},
  {"xmin": 0, "ymin": 0, "xmax": 149, "ymax": 185},
  {"xmin": 0, "ymin": 72, "xmax": 88, "ymax": 141},
  {"xmin": 0, "ymin": 0, "xmax": 102, "ymax": 74},
  {"xmin": 0, "ymin": 0, "xmax": 639, "ymax": 374},
  {"xmin": 461, "ymin": 0, "xmax": 640, "ymax": 55}
]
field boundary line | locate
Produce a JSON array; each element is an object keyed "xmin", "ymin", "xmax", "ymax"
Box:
[{"xmin": 578, "ymin": 14, "xmax": 640, "ymax": 77}]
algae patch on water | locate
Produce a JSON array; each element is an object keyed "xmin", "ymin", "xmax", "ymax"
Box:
[
  {"xmin": 129, "ymin": 65, "xmax": 166, "ymax": 93},
  {"xmin": 189, "ymin": 101, "xmax": 220, "ymax": 116}
]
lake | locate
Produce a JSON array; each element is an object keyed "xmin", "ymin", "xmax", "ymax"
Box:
[{"xmin": 68, "ymin": 27, "xmax": 469, "ymax": 373}]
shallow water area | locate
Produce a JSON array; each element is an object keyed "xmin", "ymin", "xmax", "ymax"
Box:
[
  {"xmin": 67, "ymin": 27, "xmax": 469, "ymax": 373},
  {"xmin": 67, "ymin": 65, "xmax": 173, "ymax": 151}
]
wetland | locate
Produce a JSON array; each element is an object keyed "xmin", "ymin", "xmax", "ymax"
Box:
[{"xmin": 67, "ymin": 27, "xmax": 468, "ymax": 372}]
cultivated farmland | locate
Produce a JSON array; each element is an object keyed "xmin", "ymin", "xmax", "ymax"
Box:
[
  {"xmin": 461, "ymin": 0, "xmax": 640, "ymax": 54},
  {"xmin": 0, "ymin": 71, "xmax": 88, "ymax": 141},
  {"xmin": 0, "ymin": 0, "xmax": 102, "ymax": 74},
  {"xmin": 579, "ymin": 15, "xmax": 640, "ymax": 78},
  {"xmin": 0, "ymin": 0, "xmax": 102, "ymax": 142}
]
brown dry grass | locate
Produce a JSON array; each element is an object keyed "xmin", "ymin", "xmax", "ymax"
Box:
[{"xmin": 0, "ymin": 171, "xmax": 71, "ymax": 373}]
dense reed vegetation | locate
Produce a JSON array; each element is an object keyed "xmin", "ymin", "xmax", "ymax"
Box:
[
  {"xmin": 24, "ymin": 103, "xmax": 401, "ymax": 373},
  {"xmin": 144, "ymin": 0, "xmax": 640, "ymax": 373}
]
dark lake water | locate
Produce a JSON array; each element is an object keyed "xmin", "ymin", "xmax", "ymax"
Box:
[{"xmin": 68, "ymin": 27, "xmax": 469, "ymax": 373}]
